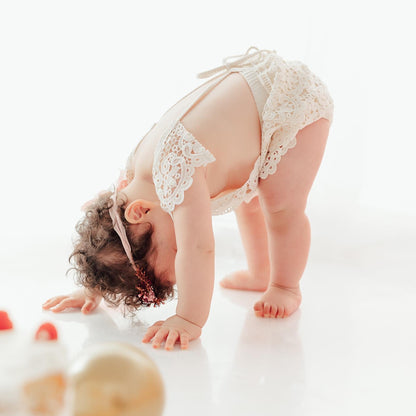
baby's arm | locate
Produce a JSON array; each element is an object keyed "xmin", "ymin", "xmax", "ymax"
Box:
[
  {"xmin": 42, "ymin": 288, "xmax": 102, "ymax": 314},
  {"xmin": 142, "ymin": 167, "xmax": 215, "ymax": 350},
  {"xmin": 174, "ymin": 171, "xmax": 215, "ymax": 327}
]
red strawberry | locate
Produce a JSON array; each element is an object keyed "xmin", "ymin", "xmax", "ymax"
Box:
[
  {"xmin": 0, "ymin": 310, "xmax": 13, "ymax": 330},
  {"xmin": 35, "ymin": 322, "xmax": 58, "ymax": 341}
]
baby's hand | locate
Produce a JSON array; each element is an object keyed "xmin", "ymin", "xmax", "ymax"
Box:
[
  {"xmin": 142, "ymin": 314, "xmax": 202, "ymax": 351},
  {"xmin": 42, "ymin": 289, "xmax": 102, "ymax": 314}
]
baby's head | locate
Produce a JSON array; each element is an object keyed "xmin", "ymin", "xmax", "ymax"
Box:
[{"xmin": 68, "ymin": 189, "xmax": 174, "ymax": 312}]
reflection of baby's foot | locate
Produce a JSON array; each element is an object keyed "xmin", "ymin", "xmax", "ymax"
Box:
[
  {"xmin": 219, "ymin": 270, "xmax": 268, "ymax": 292},
  {"xmin": 253, "ymin": 284, "xmax": 302, "ymax": 318}
]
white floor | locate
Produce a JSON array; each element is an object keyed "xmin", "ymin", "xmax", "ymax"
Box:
[{"xmin": 1, "ymin": 202, "xmax": 415, "ymax": 416}]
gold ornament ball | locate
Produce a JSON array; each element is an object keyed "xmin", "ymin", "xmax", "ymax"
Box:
[{"xmin": 68, "ymin": 342, "xmax": 165, "ymax": 416}]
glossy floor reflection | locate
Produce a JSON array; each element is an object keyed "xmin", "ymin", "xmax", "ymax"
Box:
[{"xmin": 1, "ymin": 203, "xmax": 415, "ymax": 415}]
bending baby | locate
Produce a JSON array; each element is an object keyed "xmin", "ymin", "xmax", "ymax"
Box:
[{"xmin": 43, "ymin": 46, "xmax": 334, "ymax": 351}]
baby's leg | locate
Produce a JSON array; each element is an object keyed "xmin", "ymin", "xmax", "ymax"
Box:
[
  {"xmin": 220, "ymin": 196, "xmax": 270, "ymax": 291},
  {"xmin": 255, "ymin": 117, "xmax": 330, "ymax": 318}
]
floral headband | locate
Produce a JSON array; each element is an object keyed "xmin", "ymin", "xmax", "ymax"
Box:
[{"xmin": 82, "ymin": 170, "xmax": 163, "ymax": 307}]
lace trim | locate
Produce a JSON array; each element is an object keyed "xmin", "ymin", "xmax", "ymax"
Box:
[
  {"xmin": 211, "ymin": 157, "xmax": 261, "ymax": 215},
  {"xmin": 153, "ymin": 120, "xmax": 216, "ymax": 214},
  {"xmin": 259, "ymin": 59, "xmax": 334, "ymax": 179}
]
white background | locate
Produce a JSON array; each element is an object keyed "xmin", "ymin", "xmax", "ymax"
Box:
[
  {"xmin": 1, "ymin": 1, "xmax": 415, "ymax": 415},
  {"xmin": 1, "ymin": 0, "xmax": 415, "ymax": 243}
]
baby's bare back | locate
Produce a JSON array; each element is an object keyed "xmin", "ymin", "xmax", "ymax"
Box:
[
  {"xmin": 180, "ymin": 73, "xmax": 262, "ymax": 196},
  {"xmin": 133, "ymin": 72, "xmax": 262, "ymax": 200}
]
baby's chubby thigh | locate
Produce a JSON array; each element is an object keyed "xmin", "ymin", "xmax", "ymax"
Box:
[{"xmin": 257, "ymin": 118, "xmax": 330, "ymax": 216}]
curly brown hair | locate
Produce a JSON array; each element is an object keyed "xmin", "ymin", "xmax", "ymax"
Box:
[{"xmin": 68, "ymin": 189, "xmax": 174, "ymax": 312}]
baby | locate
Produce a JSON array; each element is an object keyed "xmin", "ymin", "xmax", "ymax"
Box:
[{"xmin": 42, "ymin": 46, "xmax": 334, "ymax": 351}]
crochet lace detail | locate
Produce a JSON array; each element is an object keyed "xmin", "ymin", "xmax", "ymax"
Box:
[
  {"xmin": 150, "ymin": 50, "xmax": 334, "ymax": 216},
  {"xmin": 153, "ymin": 120, "xmax": 216, "ymax": 214},
  {"xmin": 258, "ymin": 57, "xmax": 334, "ymax": 179},
  {"xmin": 211, "ymin": 54, "xmax": 334, "ymax": 215}
]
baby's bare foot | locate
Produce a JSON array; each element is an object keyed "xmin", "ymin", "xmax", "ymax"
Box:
[
  {"xmin": 253, "ymin": 283, "xmax": 302, "ymax": 318},
  {"xmin": 219, "ymin": 270, "xmax": 269, "ymax": 292}
]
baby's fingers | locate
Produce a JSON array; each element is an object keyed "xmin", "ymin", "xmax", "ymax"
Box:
[
  {"xmin": 180, "ymin": 332, "xmax": 190, "ymax": 350},
  {"xmin": 81, "ymin": 300, "xmax": 97, "ymax": 314},
  {"xmin": 151, "ymin": 328, "xmax": 169, "ymax": 349},
  {"xmin": 42, "ymin": 296, "xmax": 67, "ymax": 310},
  {"xmin": 142, "ymin": 322, "xmax": 164, "ymax": 344},
  {"xmin": 165, "ymin": 330, "xmax": 179, "ymax": 351},
  {"xmin": 50, "ymin": 298, "xmax": 78, "ymax": 313}
]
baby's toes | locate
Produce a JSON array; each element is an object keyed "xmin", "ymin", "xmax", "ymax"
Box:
[
  {"xmin": 263, "ymin": 303, "xmax": 272, "ymax": 318},
  {"xmin": 276, "ymin": 306, "xmax": 285, "ymax": 318},
  {"xmin": 253, "ymin": 300, "xmax": 264, "ymax": 317},
  {"xmin": 270, "ymin": 304, "xmax": 278, "ymax": 318}
]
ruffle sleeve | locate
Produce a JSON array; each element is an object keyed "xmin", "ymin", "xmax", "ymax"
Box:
[{"xmin": 152, "ymin": 120, "xmax": 216, "ymax": 214}]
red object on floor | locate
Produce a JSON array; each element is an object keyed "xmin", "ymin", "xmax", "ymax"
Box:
[
  {"xmin": 35, "ymin": 322, "xmax": 58, "ymax": 341},
  {"xmin": 0, "ymin": 310, "xmax": 13, "ymax": 330}
]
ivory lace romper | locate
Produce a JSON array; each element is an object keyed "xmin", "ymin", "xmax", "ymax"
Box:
[{"xmin": 125, "ymin": 46, "xmax": 334, "ymax": 216}]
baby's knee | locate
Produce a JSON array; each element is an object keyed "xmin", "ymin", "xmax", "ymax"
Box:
[
  {"xmin": 258, "ymin": 189, "xmax": 307, "ymax": 219},
  {"xmin": 263, "ymin": 205, "xmax": 308, "ymax": 230}
]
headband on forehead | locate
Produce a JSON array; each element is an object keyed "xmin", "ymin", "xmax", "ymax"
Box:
[
  {"xmin": 109, "ymin": 190, "xmax": 161, "ymax": 306},
  {"xmin": 108, "ymin": 169, "xmax": 164, "ymax": 305},
  {"xmin": 108, "ymin": 191, "xmax": 137, "ymax": 271}
]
